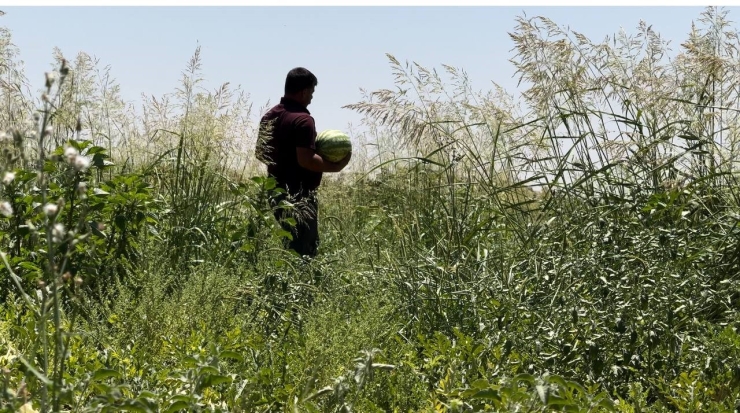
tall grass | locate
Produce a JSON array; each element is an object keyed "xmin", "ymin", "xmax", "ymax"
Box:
[
  {"xmin": 340, "ymin": 5, "xmax": 740, "ymax": 407},
  {"xmin": 1, "ymin": 6, "xmax": 740, "ymax": 412}
]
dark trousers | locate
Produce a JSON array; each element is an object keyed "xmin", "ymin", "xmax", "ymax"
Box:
[{"xmin": 270, "ymin": 190, "xmax": 319, "ymax": 257}]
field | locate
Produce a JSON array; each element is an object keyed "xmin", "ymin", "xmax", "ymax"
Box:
[{"xmin": 2, "ymin": 6, "xmax": 740, "ymax": 412}]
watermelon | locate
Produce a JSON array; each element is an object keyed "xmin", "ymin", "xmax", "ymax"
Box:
[{"xmin": 315, "ymin": 129, "xmax": 352, "ymax": 163}]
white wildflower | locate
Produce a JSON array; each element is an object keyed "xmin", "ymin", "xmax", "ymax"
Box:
[
  {"xmin": 74, "ymin": 155, "xmax": 90, "ymax": 172},
  {"xmin": 0, "ymin": 132, "xmax": 9, "ymax": 142},
  {"xmin": 52, "ymin": 223, "xmax": 65, "ymax": 242},
  {"xmin": 43, "ymin": 203, "xmax": 58, "ymax": 217},
  {"xmin": 2, "ymin": 171, "xmax": 14, "ymax": 185},
  {"xmin": 64, "ymin": 146, "xmax": 79, "ymax": 162},
  {"xmin": 77, "ymin": 182, "xmax": 88, "ymax": 199},
  {"xmin": 0, "ymin": 201, "xmax": 12, "ymax": 217}
]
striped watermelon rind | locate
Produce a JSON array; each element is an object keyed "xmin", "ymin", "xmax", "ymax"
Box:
[{"xmin": 316, "ymin": 129, "xmax": 352, "ymax": 163}]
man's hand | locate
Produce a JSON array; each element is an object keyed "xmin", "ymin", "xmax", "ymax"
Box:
[
  {"xmin": 325, "ymin": 151, "xmax": 351, "ymax": 172},
  {"xmin": 297, "ymin": 147, "xmax": 351, "ymax": 173}
]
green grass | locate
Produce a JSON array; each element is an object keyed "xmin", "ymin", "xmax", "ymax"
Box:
[{"xmin": 2, "ymin": 6, "xmax": 740, "ymax": 412}]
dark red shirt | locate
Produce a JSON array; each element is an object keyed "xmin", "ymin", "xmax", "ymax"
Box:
[{"xmin": 257, "ymin": 97, "xmax": 322, "ymax": 193}]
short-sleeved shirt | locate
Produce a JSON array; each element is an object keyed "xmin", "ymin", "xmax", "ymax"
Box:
[{"xmin": 257, "ymin": 97, "xmax": 322, "ymax": 194}]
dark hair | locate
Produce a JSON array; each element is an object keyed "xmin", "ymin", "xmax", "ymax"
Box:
[{"xmin": 284, "ymin": 67, "xmax": 317, "ymax": 95}]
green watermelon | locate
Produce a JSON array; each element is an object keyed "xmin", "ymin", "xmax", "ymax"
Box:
[{"xmin": 316, "ymin": 129, "xmax": 352, "ymax": 163}]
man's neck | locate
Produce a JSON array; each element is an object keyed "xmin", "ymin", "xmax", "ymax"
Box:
[{"xmin": 283, "ymin": 95, "xmax": 305, "ymax": 106}]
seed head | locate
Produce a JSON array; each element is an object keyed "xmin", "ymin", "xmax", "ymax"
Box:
[
  {"xmin": 52, "ymin": 223, "xmax": 65, "ymax": 242},
  {"xmin": 64, "ymin": 146, "xmax": 79, "ymax": 162},
  {"xmin": 45, "ymin": 71, "xmax": 56, "ymax": 88},
  {"xmin": 74, "ymin": 155, "xmax": 90, "ymax": 172},
  {"xmin": 60, "ymin": 59, "xmax": 69, "ymax": 77},
  {"xmin": 0, "ymin": 201, "xmax": 12, "ymax": 217},
  {"xmin": 77, "ymin": 181, "xmax": 88, "ymax": 199},
  {"xmin": 43, "ymin": 203, "xmax": 58, "ymax": 217},
  {"xmin": 74, "ymin": 276, "xmax": 82, "ymax": 287},
  {"xmin": 3, "ymin": 171, "xmax": 15, "ymax": 185}
]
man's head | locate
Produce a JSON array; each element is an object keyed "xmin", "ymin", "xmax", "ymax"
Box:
[{"xmin": 284, "ymin": 67, "xmax": 317, "ymax": 107}]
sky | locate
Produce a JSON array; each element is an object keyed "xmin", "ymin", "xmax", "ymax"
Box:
[{"xmin": 0, "ymin": 6, "xmax": 738, "ymax": 135}]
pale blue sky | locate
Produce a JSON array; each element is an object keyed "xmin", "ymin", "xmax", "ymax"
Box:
[{"xmin": 1, "ymin": 6, "xmax": 736, "ymax": 133}]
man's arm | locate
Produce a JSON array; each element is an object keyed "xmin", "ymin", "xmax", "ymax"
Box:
[
  {"xmin": 297, "ymin": 147, "xmax": 351, "ymax": 173},
  {"xmin": 293, "ymin": 114, "xmax": 351, "ymax": 173}
]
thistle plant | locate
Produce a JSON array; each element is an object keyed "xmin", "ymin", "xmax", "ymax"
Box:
[{"xmin": 0, "ymin": 57, "xmax": 114, "ymax": 413}]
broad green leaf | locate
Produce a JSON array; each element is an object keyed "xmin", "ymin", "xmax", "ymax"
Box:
[{"xmin": 93, "ymin": 369, "xmax": 121, "ymax": 381}]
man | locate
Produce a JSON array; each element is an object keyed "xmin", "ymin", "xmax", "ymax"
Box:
[{"xmin": 256, "ymin": 67, "xmax": 351, "ymax": 257}]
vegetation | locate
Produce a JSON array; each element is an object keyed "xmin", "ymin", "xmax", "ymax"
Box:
[{"xmin": 2, "ymin": 6, "xmax": 740, "ymax": 412}]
